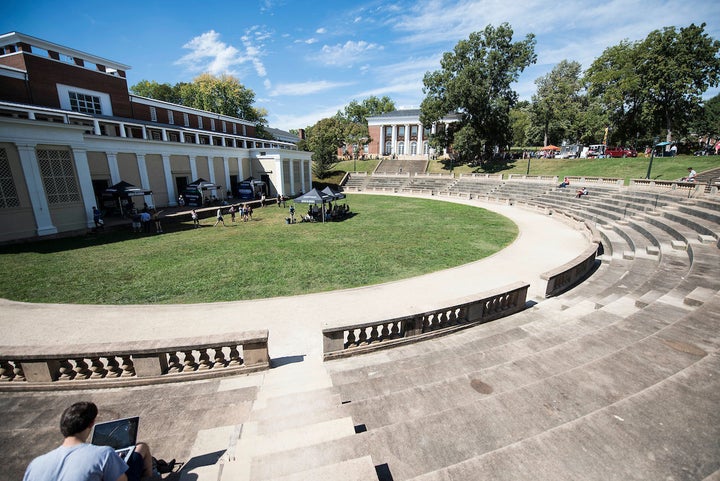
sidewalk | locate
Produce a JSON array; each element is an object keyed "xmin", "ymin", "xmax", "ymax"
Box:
[{"xmin": 0, "ymin": 195, "xmax": 589, "ymax": 363}]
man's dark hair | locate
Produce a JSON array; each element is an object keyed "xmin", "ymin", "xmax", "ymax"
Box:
[{"xmin": 60, "ymin": 402, "xmax": 98, "ymax": 437}]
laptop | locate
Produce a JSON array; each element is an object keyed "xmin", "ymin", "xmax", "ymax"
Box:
[{"xmin": 89, "ymin": 416, "xmax": 139, "ymax": 463}]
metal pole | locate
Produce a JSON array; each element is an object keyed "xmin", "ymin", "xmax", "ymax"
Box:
[{"xmin": 645, "ymin": 137, "xmax": 659, "ymax": 180}]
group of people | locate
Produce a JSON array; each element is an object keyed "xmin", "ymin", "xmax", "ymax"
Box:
[
  {"xmin": 301, "ymin": 202, "xmax": 351, "ymax": 222},
  {"xmin": 131, "ymin": 204, "xmax": 163, "ymax": 234},
  {"xmin": 558, "ymin": 177, "xmax": 589, "ymax": 198}
]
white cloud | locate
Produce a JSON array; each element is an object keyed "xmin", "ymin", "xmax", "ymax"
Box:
[
  {"xmin": 270, "ymin": 104, "xmax": 346, "ymax": 131},
  {"xmin": 241, "ymin": 26, "xmax": 271, "ymax": 78},
  {"xmin": 175, "ymin": 30, "xmax": 246, "ymax": 76},
  {"xmin": 270, "ymin": 80, "xmax": 355, "ymax": 97},
  {"xmin": 316, "ymin": 40, "xmax": 383, "ymax": 66},
  {"xmin": 316, "ymin": 27, "xmax": 327, "ymax": 34}
]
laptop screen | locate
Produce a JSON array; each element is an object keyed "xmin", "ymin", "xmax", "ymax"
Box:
[{"xmin": 90, "ymin": 417, "xmax": 139, "ymax": 450}]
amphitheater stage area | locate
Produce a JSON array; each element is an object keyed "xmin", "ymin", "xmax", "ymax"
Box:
[{"xmin": 2, "ymin": 183, "xmax": 719, "ymax": 481}]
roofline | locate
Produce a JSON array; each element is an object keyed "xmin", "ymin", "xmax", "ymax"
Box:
[
  {"xmin": 130, "ymin": 95, "xmax": 256, "ymax": 127},
  {"xmin": 0, "ymin": 31, "xmax": 131, "ymax": 71}
]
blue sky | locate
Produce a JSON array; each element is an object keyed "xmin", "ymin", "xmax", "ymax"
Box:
[{"xmin": 4, "ymin": 0, "xmax": 719, "ymax": 132}]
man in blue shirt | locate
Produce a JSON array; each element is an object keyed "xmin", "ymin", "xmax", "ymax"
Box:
[{"xmin": 23, "ymin": 402, "xmax": 153, "ymax": 481}]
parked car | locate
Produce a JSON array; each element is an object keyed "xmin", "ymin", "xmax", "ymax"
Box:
[
  {"xmin": 605, "ymin": 146, "xmax": 638, "ymax": 158},
  {"xmin": 586, "ymin": 144, "xmax": 606, "ymax": 158}
]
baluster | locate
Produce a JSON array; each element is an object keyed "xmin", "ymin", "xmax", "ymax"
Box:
[
  {"xmin": 197, "ymin": 349, "xmax": 212, "ymax": 370},
  {"xmin": 167, "ymin": 351, "xmax": 182, "ymax": 373},
  {"xmin": 228, "ymin": 345, "xmax": 242, "ymax": 366},
  {"xmin": 74, "ymin": 358, "xmax": 91, "ymax": 380},
  {"xmin": 381, "ymin": 323, "xmax": 391, "ymax": 341},
  {"xmin": 13, "ymin": 362, "xmax": 26, "ymax": 381},
  {"xmin": 183, "ymin": 351, "xmax": 198, "ymax": 372},
  {"xmin": 448, "ymin": 308, "xmax": 458, "ymax": 325},
  {"xmin": 89, "ymin": 357, "xmax": 107, "ymax": 379},
  {"xmin": 105, "ymin": 357, "xmax": 122, "ymax": 378},
  {"xmin": 358, "ymin": 327, "xmax": 368, "ymax": 345},
  {"xmin": 120, "ymin": 356, "xmax": 135, "ymax": 377},
  {"xmin": 367, "ymin": 325, "xmax": 380, "ymax": 344},
  {"xmin": 391, "ymin": 321, "xmax": 401, "ymax": 338},
  {"xmin": 345, "ymin": 329, "xmax": 357, "ymax": 349},
  {"xmin": 0, "ymin": 360, "xmax": 14, "ymax": 381},
  {"xmin": 213, "ymin": 347, "xmax": 227, "ymax": 368},
  {"xmin": 58, "ymin": 359, "xmax": 76, "ymax": 381}
]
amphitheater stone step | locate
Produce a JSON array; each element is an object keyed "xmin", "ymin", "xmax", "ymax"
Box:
[
  {"xmin": 264, "ymin": 455, "xmax": 378, "ymax": 481},
  {"xmin": 684, "ymin": 286, "xmax": 717, "ymax": 307}
]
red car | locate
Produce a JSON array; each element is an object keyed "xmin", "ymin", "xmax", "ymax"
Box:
[{"xmin": 605, "ymin": 146, "xmax": 637, "ymax": 158}]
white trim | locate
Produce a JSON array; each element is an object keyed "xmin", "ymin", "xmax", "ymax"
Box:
[{"xmin": 56, "ymin": 83, "xmax": 113, "ymax": 116}]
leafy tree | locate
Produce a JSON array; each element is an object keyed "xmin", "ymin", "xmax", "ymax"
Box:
[
  {"xmin": 637, "ymin": 23, "xmax": 720, "ymax": 141},
  {"xmin": 305, "ymin": 117, "xmax": 348, "ymax": 179},
  {"xmin": 130, "ymin": 74, "xmax": 266, "ymax": 126},
  {"xmin": 509, "ymin": 101, "xmax": 532, "ymax": 147},
  {"xmin": 342, "ymin": 95, "xmax": 396, "ymax": 124},
  {"xmin": 531, "ymin": 60, "xmax": 584, "ymax": 146},
  {"xmin": 130, "ymin": 80, "xmax": 181, "ymax": 103},
  {"xmin": 420, "ymin": 23, "xmax": 536, "ymax": 164},
  {"xmin": 691, "ymin": 93, "xmax": 720, "ymax": 147}
]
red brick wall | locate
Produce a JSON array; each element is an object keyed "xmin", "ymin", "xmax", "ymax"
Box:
[
  {"xmin": 0, "ymin": 53, "xmax": 27, "ymax": 71},
  {"xmin": 21, "ymin": 54, "xmax": 132, "ymax": 116},
  {"xmin": 0, "ymin": 76, "xmax": 30, "ymax": 103},
  {"xmin": 368, "ymin": 125, "xmax": 381, "ymax": 156}
]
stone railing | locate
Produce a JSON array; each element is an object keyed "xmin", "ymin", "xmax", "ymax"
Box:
[
  {"xmin": 0, "ymin": 330, "xmax": 269, "ymax": 391},
  {"xmin": 322, "ymin": 282, "xmax": 529, "ymax": 360},
  {"xmin": 630, "ymin": 179, "xmax": 703, "ymax": 193},
  {"xmin": 566, "ymin": 176, "xmax": 623, "ymax": 185},
  {"xmin": 541, "ymin": 243, "xmax": 600, "ymax": 297},
  {"xmin": 460, "ymin": 173, "xmax": 504, "ymax": 180},
  {"xmin": 414, "ymin": 172, "xmax": 455, "ymax": 178},
  {"xmin": 506, "ymin": 175, "xmax": 558, "ymax": 182}
]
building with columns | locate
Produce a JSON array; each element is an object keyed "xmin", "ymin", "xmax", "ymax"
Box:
[
  {"xmin": 0, "ymin": 31, "xmax": 312, "ymax": 242},
  {"xmin": 365, "ymin": 109, "xmax": 459, "ymax": 159}
]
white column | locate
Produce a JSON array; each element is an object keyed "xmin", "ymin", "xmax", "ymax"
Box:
[
  {"xmin": 300, "ymin": 159, "xmax": 307, "ymax": 193},
  {"xmin": 275, "ymin": 157, "xmax": 284, "ymax": 196},
  {"xmin": 237, "ymin": 157, "xmax": 244, "ymax": 180},
  {"xmin": 161, "ymin": 128, "xmax": 168, "ymax": 142},
  {"xmin": 417, "ymin": 124, "xmax": 423, "ymax": 157},
  {"xmin": 141, "ymin": 126, "xmax": 147, "ymax": 140},
  {"xmin": 162, "ymin": 154, "xmax": 177, "ymax": 206},
  {"xmin": 136, "ymin": 153, "xmax": 153, "ymax": 206},
  {"xmin": 404, "ymin": 124, "xmax": 410, "ymax": 156},
  {"xmin": 223, "ymin": 157, "xmax": 230, "ymax": 198},
  {"xmin": 93, "ymin": 119, "xmax": 101, "ymax": 135},
  {"xmin": 390, "ymin": 125, "xmax": 397, "ymax": 156},
  {"xmin": 208, "ymin": 157, "xmax": 216, "ymax": 185},
  {"xmin": 119, "ymin": 123, "xmax": 127, "ymax": 138},
  {"xmin": 17, "ymin": 144, "xmax": 57, "ymax": 235},
  {"xmin": 289, "ymin": 159, "xmax": 295, "ymax": 196},
  {"xmin": 179, "ymin": 132, "xmax": 185, "ymax": 143},
  {"xmin": 190, "ymin": 156, "xmax": 198, "ymax": 181},
  {"xmin": 106, "ymin": 152, "xmax": 121, "ymax": 185},
  {"xmin": 195, "ymin": 133, "xmax": 200, "ymax": 144},
  {"xmin": 71, "ymin": 147, "xmax": 97, "ymax": 228}
]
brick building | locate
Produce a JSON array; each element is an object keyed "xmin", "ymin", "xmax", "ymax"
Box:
[
  {"xmin": 0, "ymin": 32, "xmax": 312, "ymax": 242},
  {"xmin": 364, "ymin": 109, "xmax": 459, "ymax": 159}
]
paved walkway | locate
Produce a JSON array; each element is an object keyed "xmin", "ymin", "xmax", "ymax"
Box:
[{"xmin": 1, "ymin": 194, "xmax": 589, "ymax": 364}]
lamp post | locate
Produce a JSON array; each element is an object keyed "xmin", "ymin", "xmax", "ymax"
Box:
[{"xmin": 646, "ymin": 136, "xmax": 659, "ymax": 179}]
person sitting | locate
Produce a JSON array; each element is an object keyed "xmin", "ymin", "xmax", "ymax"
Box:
[
  {"xmin": 576, "ymin": 187, "xmax": 589, "ymax": 198},
  {"xmin": 558, "ymin": 177, "xmax": 570, "ymax": 188},
  {"xmin": 22, "ymin": 401, "xmax": 157, "ymax": 481},
  {"xmin": 682, "ymin": 167, "xmax": 697, "ymax": 182}
]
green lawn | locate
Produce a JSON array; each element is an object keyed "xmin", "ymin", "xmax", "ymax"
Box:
[
  {"xmin": 0, "ymin": 195, "xmax": 517, "ymax": 304},
  {"xmin": 427, "ymin": 154, "xmax": 720, "ymax": 182}
]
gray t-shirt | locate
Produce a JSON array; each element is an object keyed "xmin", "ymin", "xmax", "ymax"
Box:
[{"xmin": 23, "ymin": 443, "xmax": 127, "ymax": 481}]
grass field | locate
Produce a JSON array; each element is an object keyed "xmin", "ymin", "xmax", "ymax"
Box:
[{"xmin": 0, "ymin": 195, "xmax": 517, "ymax": 304}]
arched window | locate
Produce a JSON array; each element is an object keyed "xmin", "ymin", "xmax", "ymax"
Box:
[
  {"xmin": 398, "ymin": 142, "xmax": 405, "ymax": 155},
  {"xmin": 423, "ymin": 141, "xmax": 429, "ymax": 155},
  {"xmin": 384, "ymin": 141, "xmax": 392, "ymax": 155},
  {"xmin": 410, "ymin": 141, "xmax": 417, "ymax": 155}
]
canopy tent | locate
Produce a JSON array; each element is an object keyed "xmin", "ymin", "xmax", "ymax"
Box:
[
  {"xmin": 293, "ymin": 188, "xmax": 333, "ymax": 223},
  {"xmin": 101, "ymin": 181, "xmax": 153, "ymax": 217},
  {"xmin": 540, "ymin": 145, "xmax": 560, "ymax": 151},
  {"xmin": 184, "ymin": 178, "xmax": 222, "ymax": 206},
  {"xmin": 321, "ymin": 186, "xmax": 346, "ymax": 200}
]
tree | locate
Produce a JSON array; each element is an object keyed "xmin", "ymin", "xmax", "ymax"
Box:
[
  {"xmin": 343, "ymin": 96, "xmax": 396, "ymax": 124},
  {"xmin": 509, "ymin": 101, "xmax": 536, "ymax": 147},
  {"xmin": 420, "ymin": 24, "xmax": 536, "ymax": 164},
  {"xmin": 531, "ymin": 60, "xmax": 584, "ymax": 146},
  {"xmin": 130, "ymin": 74, "xmax": 266, "ymax": 125},
  {"xmin": 691, "ymin": 93, "xmax": 720, "ymax": 148},
  {"xmin": 305, "ymin": 116, "xmax": 348, "ymax": 179},
  {"xmin": 130, "ymin": 80, "xmax": 181, "ymax": 103},
  {"xmin": 637, "ymin": 23, "xmax": 720, "ymax": 141}
]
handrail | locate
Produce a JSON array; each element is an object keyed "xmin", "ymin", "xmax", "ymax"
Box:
[
  {"xmin": 0, "ymin": 330, "xmax": 269, "ymax": 390},
  {"xmin": 541, "ymin": 243, "xmax": 600, "ymax": 297},
  {"xmin": 322, "ymin": 282, "xmax": 529, "ymax": 360}
]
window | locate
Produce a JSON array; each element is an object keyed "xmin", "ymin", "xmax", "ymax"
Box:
[
  {"xmin": 0, "ymin": 148, "xmax": 20, "ymax": 208},
  {"xmin": 183, "ymin": 113, "xmax": 189, "ymax": 127},
  {"xmin": 167, "ymin": 110, "xmax": 174, "ymax": 124},
  {"xmin": 410, "ymin": 142, "xmax": 417, "ymax": 155},
  {"xmin": 198, "ymin": 117, "xmax": 203, "ymax": 129},
  {"xmin": 398, "ymin": 126, "xmax": 405, "ymax": 138},
  {"xmin": 222, "ymin": 121, "xmax": 227, "ymax": 133},
  {"xmin": 398, "ymin": 142, "xmax": 405, "ymax": 155},
  {"xmin": 232, "ymin": 123, "xmax": 237, "ymax": 135},
  {"xmin": 36, "ymin": 149, "xmax": 81, "ymax": 204},
  {"xmin": 68, "ymin": 91, "xmax": 102, "ymax": 114},
  {"xmin": 410, "ymin": 125, "xmax": 418, "ymax": 139},
  {"xmin": 423, "ymin": 141, "xmax": 429, "ymax": 155},
  {"xmin": 384, "ymin": 141, "xmax": 392, "ymax": 155},
  {"xmin": 150, "ymin": 107, "xmax": 157, "ymax": 122},
  {"xmin": 211, "ymin": 119, "xmax": 215, "ymax": 131}
]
